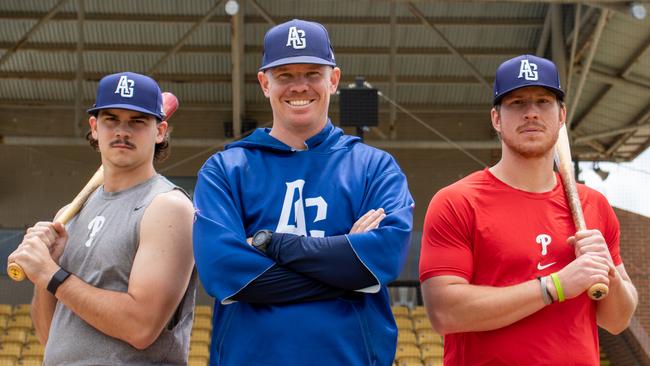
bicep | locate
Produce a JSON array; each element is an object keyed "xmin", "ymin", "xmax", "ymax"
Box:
[
  {"xmin": 421, "ymin": 275, "xmax": 469, "ymax": 306},
  {"xmin": 129, "ymin": 191, "xmax": 195, "ymax": 315}
]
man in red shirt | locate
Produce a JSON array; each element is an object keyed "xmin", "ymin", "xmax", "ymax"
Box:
[{"xmin": 419, "ymin": 55, "xmax": 638, "ymax": 365}]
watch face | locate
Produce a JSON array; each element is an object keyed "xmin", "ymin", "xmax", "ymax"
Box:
[{"xmin": 253, "ymin": 231, "xmax": 269, "ymax": 247}]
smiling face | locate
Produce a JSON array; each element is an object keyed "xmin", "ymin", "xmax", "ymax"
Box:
[
  {"xmin": 89, "ymin": 108, "xmax": 167, "ymax": 169},
  {"xmin": 491, "ymin": 86, "xmax": 566, "ymax": 159},
  {"xmin": 258, "ymin": 63, "xmax": 340, "ymax": 139}
]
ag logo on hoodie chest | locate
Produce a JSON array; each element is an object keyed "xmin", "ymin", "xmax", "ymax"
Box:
[{"xmin": 276, "ymin": 179, "xmax": 327, "ymax": 237}]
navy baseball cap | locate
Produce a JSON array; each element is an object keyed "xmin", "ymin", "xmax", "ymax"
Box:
[
  {"xmin": 493, "ymin": 55, "xmax": 565, "ymax": 105},
  {"xmin": 259, "ymin": 19, "xmax": 336, "ymax": 71},
  {"xmin": 87, "ymin": 72, "xmax": 165, "ymax": 120}
]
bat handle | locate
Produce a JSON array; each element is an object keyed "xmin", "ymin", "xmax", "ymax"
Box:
[
  {"xmin": 7, "ymin": 262, "xmax": 25, "ymax": 281},
  {"xmin": 588, "ymin": 283, "xmax": 608, "ymax": 300},
  {"xmin": 7, "ymin": 166, "xmax": 105, "ymax": 282}
]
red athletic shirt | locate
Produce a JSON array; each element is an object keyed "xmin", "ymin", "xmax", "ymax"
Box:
[{"xmin": 420, "ymin": 168, "xmax": 621, "ymax": 366}]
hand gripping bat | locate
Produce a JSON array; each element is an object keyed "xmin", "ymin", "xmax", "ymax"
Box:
[
  {"xmin": 554, "ymin": 124, "xmax": 609, "ymax": 300},
  {"xmin": 7, "ymin": 92, "xmax": 180, "ymax": 281}
]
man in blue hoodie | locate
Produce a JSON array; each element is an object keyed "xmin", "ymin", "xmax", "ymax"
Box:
[{"xmin": 193, "ymin": 19, "xmax": 414, "ymax": 365}]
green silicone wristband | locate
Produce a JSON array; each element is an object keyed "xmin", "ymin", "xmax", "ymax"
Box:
[{"xmin": 550, "ymin": 273, "xmax": 565, "ymax": 302}]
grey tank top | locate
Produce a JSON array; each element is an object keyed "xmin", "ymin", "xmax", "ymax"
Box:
[{"xmin": 44, "ymin": 174, "xmax": 197, "ymax": 366}]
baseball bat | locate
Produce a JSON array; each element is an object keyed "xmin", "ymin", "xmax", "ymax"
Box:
[
  {"xmin": 7, "ymin": 92, "xmax": 180, "ymax": 281},
  {"xmin": 554, "ymin": 124, "xmax": 608, "ymax": 300}
]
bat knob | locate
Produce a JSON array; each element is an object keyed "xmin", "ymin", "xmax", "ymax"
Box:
[
  {"xmin": 7, "ymin": 262, "xmax": 25, "ymax": 281},
  {"xmin": 588, "ymin": 283, "xmax": 609, "ymax": 300}
]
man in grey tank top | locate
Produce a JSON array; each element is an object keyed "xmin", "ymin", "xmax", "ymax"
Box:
[{"xmin": 8, "ymin": 72, "xmax": 196, "ymax": 365}]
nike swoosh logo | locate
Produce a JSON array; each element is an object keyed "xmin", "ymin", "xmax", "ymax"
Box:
[
  {"xmin": 134, "ymin": 205, "xmax": 146, "ymax": 211},
  {"xmin": 537, "ymin": 262, "xmax": 556, "ymax": 270}
]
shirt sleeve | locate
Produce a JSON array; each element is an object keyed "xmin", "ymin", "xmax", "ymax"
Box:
[
  {"xmin": 230, "ymin": 265, "xmax": 347, "ymax": 304},
  {"xmin": 344, "ymin": 157, "xmax": 414, "ymax": 290},
  {"xmin": 419, "ymin": 185, "xmax": 475, "ymax": 283},
  {"xmin": 193, "ymin": 158, "xmax": 275, "ymax": 304},
  {"xmin": 265, "ymin": 233, "xmax": 377, "ymax": 291}
]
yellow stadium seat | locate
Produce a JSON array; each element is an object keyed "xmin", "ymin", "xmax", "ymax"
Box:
[
  {"xmin": 0, "ymin": 306, "xmax": 12, "ymax": 318},
  {"xmin": 0, "ymin": 356, "xmax": 17, "ymax": 366},
  {"xmin": 0, "ymin": 343, "xmax": 21, "ymax": 360},
  {"xmin": 11, "ymin": 305, "xmax": 30, "ymax": 317},
  {"xmin": 18, "ymin": 358, "xmax": 43, "ymax": 366},
  {"xmin": 421, "ymin": 344, "xmax": 443, "ymax": 359},
  {"xmin": 188, "ymin": 356, "xmax": 209, "ymax": 366},
  {"xmin": 190, "ymin": 329, "xmax": 211, "ymax": 345},
  {"xmin": 194, "ymin": 305, "xmax": 212, "ymax": 318},
  {"xmin": 21, "ymin": 343, "xmax": 44, "ymax": 358},
  {"xmin": 0, "ymin": 316, "xmax": 8, "ymax": 331},
  {"xmin": 189, "ymin": 343, "xmax": 210, "ymax": 359},
  {"xmin": 395, "ymin": 357, "xmax": 423, "ymax": 366},
  {"xmin": 391, "ymin": 305, "xmax": 409, "ymax": 317},
  {"xmin": 397, "ymin": 330, "xmax": 417, "ymax": 346},
  {"xmin": 417, "ymin": 330, "xmax": 443, "ymax": 346},
  {"xmin": 192, "ymin": 317, "xmax": 212, "ymax": 332},
  {"xmin": 24, "ymin": 332, "xmax": 39, "ymax": 345},
  {"xmin": 413, "ymin": 317, "xmax": 432, "ymax": 332},
  {"xmin": 6, "ymin": 317, "xmax": 32, "ymax": 331},
  {"xmin": 423, "ymin": 356, "xmax": 443, "ymax": 366},
  {"xmin": 410, "ymin": 306, "xmax": 427, "ymax": 318},
  {"xmin": 395, "ymin": 344, "xmax": 420, "ymax": 359},
  {"xmin": 1, "ymin": 330, "xmax": 27, "ymax": 344},
  {"xmin": 395, "ymin": 317, "xmax": 413, "ymax": 331}
]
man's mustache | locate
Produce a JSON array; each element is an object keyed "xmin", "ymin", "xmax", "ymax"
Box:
[{"xmin": 110, "ymin": 139, "xmax": 136, "ymax": 148}]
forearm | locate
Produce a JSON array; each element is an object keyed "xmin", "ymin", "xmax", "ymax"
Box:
[
  {"xmin": 266, "ymin": 233, "xmax": 376, "ymax": 290},
  {"xmin": 231, "ymin": 265, "xmax": 346, "ymax": 304},
  {"xmin": 422, "ymin": 277, "xmax": 547, "ymax": 335},
  {"xmin": 31, "ymin": 285, "xmax": 58, "ymax": 345},
  {"xmin": 54, "ymin": 275, "xmax": 168, "ymax": 350},
  {"xmin": 597, "ymin": 271, "xmax": 638, "ymax": 334}
]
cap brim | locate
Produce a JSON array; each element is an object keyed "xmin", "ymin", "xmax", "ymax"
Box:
[
  {"xmin": 87, "ymin": 104, "xmax": 164, "ymax": 119},
  {"xmin": 494, "ymin": 84, "xmax": 565, "ymax": 105},
  {"xmin": 260, "ymin": 56, "xmax": 336, "ymax": 71}
]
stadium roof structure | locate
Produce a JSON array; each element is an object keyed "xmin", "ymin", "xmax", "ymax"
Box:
[{"xmin": 0, "ymin": 0, "xmax": 649, "ymax": 166}]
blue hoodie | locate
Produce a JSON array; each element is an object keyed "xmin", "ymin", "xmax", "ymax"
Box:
[{"xmin": 193, "ymin": 121, "xmax": 414, "ymax": 365}]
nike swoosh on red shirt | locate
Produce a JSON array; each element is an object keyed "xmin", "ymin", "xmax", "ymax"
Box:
[{"xmin": 537, "ymin": 262, "xmax": 556, "ymax": 270}]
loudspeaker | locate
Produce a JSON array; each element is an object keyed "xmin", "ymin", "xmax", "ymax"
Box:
[{"xmin": 339, "ymin": 88, "xmax": 379, "ymax": 127}]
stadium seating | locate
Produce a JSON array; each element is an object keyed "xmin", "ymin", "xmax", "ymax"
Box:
[
  {"xmin": 0, "ymin": 356, "xmax": 17, "ymax": 366},
  {"xmin": 0, "ymin": 302, "xmax": 617, "ymax": 365},
  {"xmin": 0, "ymin": 306, "xmax": 11, "ymax": 318},
  {"xmin": 194, "ymin": 305, "xmax": 212, "ymax": 318},
  {"xmin": 0, "ymin": 306, "xmax": 44, "ymax": 365},
  {"xmin": 393, "ymin": 305, "xmax": 444, "ymax": 366},
  {"xmin": 10, "ymin": 306, "xmax": 29, "ymax": 317}
]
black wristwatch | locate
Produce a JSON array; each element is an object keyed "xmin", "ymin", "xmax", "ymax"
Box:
[
  {"xmin": 47, "ymin": 267, "xmax": 71, "ymax": 296},
  {"xmin": 252, "ymin": 230, "xmax": 274, "ymax": 253}
]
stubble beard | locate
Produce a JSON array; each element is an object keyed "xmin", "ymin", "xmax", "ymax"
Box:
[{"xmin": 502, "ymin": 129, "xmax": 559, "ymax": 159}]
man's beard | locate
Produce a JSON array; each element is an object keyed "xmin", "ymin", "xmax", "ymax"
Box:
[{"xmin": 501, "ymin": 129, "xmax": 559, "ymax": 159}]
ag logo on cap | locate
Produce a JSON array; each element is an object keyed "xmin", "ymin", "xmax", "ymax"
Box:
[
  {"xmin": 115, "ymin": 75, "xmax": 135, "ymax": 98},
  {"xmin": 286, "ymin": 26, "xmax": 306, "ymax": 50},
  {"xmin": 518, "ymin": 59, "xmax": 538, "ymax": 81}
]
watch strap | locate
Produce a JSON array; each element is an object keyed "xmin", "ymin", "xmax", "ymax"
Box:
[{"xmin": 47, "ymin": 268, "xmax": 71, "ymax": 296}]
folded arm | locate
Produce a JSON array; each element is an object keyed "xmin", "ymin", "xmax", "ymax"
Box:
[{"xmin": 231, "ymin": 265, "xmax": 347, "ymax": 303}]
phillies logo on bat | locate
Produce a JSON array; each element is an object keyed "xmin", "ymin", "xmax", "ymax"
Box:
[
  {"xmin": 115, "ymin": 75, "xmax": 135, "ymax": 98},
  {"xmin": 286, "ymin": 26, "xmax": 306, "ymax": 50},
  {"xmin": 518, "ymin": 59, "xmax": 538, "ymax": 81},
  {"xmin": 276, "ymin": 179, "xmax": 327, "ymax": 237}
]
